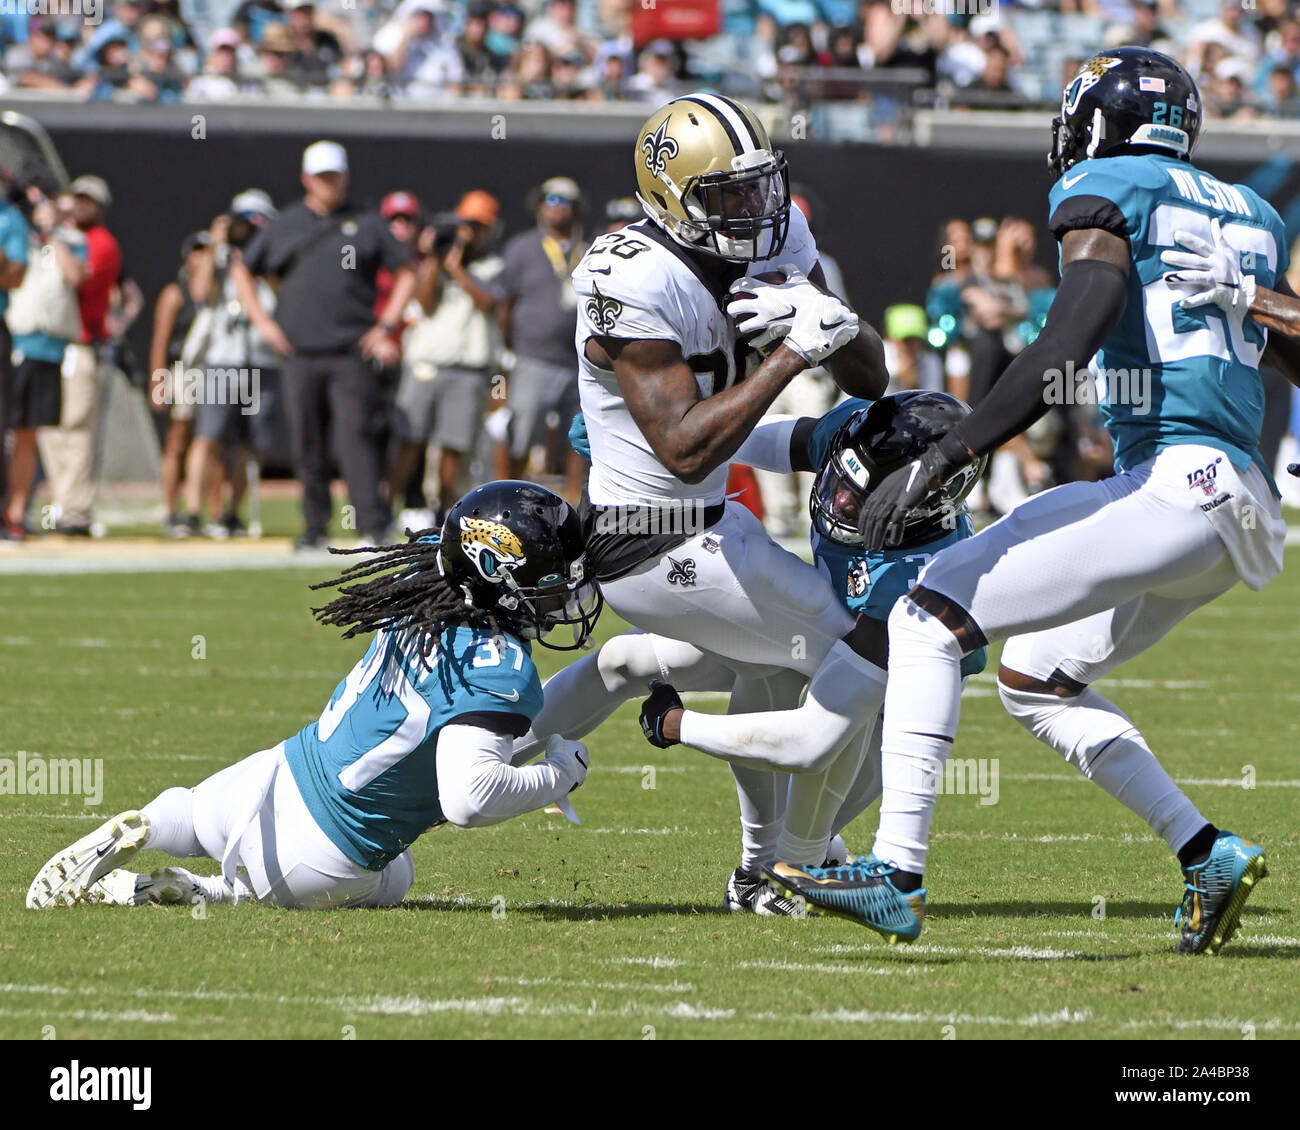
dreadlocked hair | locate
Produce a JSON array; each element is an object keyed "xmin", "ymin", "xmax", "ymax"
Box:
[{"xmin": 310, "ymin": 533, "xmax": 489, "ymax": 660}]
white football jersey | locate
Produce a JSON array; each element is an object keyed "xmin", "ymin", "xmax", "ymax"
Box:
[{"xmin": 572, "ymin": 206, "xmax": 819, "ymax": 507}]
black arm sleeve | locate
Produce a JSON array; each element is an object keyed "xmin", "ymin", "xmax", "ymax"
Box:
[
  {"xmin": 446, "ymin": 711, "xmax": 531, "ymax": 738},
  {"xmin": 1048, "ymin": 194, "xmax": 1130, "ymax": 244},
  {"xmin": 790, "ymin": 416, "xmax": 818, "ymax": 473},
  {"xmin": 950, "ymin": 257, "xmax": 1129, "ymax": 457},
  {"xmin": 1262, "ymin": 275, "xmax": 1300, "ymax": 390}
]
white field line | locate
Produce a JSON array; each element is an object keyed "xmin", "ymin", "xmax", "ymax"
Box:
[
  {"xmin": 600, "ymin": 766, "xmax": 689, "ymax": 774},
  {"xmin": 607, "ymin": 956, "xmax": 687, "ymax": 968},
  {"xmin": 1009, "ymin": 773, "xmax": 1300, "ymax": 788},
  {"xmin": 969, "ymin": 674, "xmax": 1209, "ymax": 690},
  {"xmin": 0, "ymin": 1006, "xmax": 177, "ymax": 1024},
  {"xmin": 735, "ymin": 960, "xmax": 926, "ymax": 976},
  {"xmin": 0, "ymin": 549, "xmax": 334, "ymax": 575},
  {"xmin": 510, "ymin": 977, "xmax": 698, "ymax": 994},
  {"xmin": 5, "ymin": 980, "xmax": 1294, "ymax": 1032}
]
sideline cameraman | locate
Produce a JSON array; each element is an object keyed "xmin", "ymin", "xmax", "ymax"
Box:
[
  {"xmin": 179, "ymin": 189, "xmax": 281, "ymax": 538},
  {"xmin": 0, "ymin": 174, "xmax": 29, "ymax": 540},
  {"xmin": 384, "ymin": 190, "xmax": 503, "ymax": 525},
  {"xmin": 4, "ymin": 187, "xmax": 80, "ymax": 540}
]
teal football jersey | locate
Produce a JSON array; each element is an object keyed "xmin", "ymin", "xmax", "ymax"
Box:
[
  {"xmin": 285, "ymin": 624, "xmax": 544, "ymax": 871},
  {"xmin": 806, "ymin": 399, "xmax": 988, "ymax": 677},
  {"xmin": 1048, "ymin": 153, "xmax": 1289, "ymax": 486}
]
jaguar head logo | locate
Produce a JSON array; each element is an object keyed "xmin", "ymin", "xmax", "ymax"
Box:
[
  {"xmin": 459, "ymin": 517, "xmax": 527, "ymax": 584},
  {"xmin": 1063, "ymin": 55, "xmax": 1121, "ymax": 114},
  {"xmin": 641, "ymin": 118, "xmax": 680, "ymax": 179}
]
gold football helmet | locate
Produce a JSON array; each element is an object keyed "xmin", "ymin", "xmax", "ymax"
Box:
[{"xmin": 634, "ymin": 93, "xmax": 790, "ymax": 263}]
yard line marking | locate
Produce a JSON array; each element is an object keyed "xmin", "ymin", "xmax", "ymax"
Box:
[
  {"xmin": 512, "ymin": 977, "xmax": 698, "ymax": 994},
  {"xmin": 804, "ymin": 1006, "xmax": 1095, "ymax": 1027},
  {"xmin": 735, "ymin": 960, "xmax": 923, "ymax": 976},
  {"xmin": 4, "ymin": 982, "xmax": 1293, "ymax": 1033},
  {"xmin": 999, "ymin": 832, "xmax": 1157, "ymax": 843},
  {"xmin": 0, "ymin": 1006, "xmax": 177, "ymax": 1024},
  {"xmin": 970, "ymin": 674, "xmax": 1209, "ymax": 690},
  {"xmin": 607, "ymin": 957, "xmax": 686, "ymax": 969},
  {"xmin": 1009, "ymin": 773, "xmax": 1300, "ymax": 788}
]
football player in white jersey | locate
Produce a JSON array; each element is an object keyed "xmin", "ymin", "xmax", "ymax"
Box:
[{"xmin": 564, "ymin": 92, "xmax": 888, "ymax": 912}]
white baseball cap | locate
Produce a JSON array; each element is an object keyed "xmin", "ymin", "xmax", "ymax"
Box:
[
  {"xmin": 302, "ymin": 140, "xmax": 348, "ymax": 177},
  {"xmin": 230, "ymin": 188, "xmax": 277, "ymax": 218}
]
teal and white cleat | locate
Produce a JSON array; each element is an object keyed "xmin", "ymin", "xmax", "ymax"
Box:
[
  {"xmin": 764, "ymin": 854, "xmax": 926, "ymax": 943},
  {"xmin": 26, "ymin": 810, "xmax": 150, "ymax": 909},
  {"xmin": 1175, "ymin": 831, "xmax": 1267, "ymax": 955}
]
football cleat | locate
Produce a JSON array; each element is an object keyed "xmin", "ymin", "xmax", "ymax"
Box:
[
  {"xmin": 723, "ymin": 867, "xmax": 805, "ymax": 917},
  {"xmin": 85, "ymin": 868, "xmax": 151, "ymax": 906},
  {"xmin": 26, "ymin": 810, "xmax": 150, "ymax": 909},
  {"xmin": 89, "ymin": 867, "xmax": 210, "ymax": 907},
  {"xmin": 764, "ymin": 854, "xmax": 926, "ymax": 943},
  {"xmin": 1175, "ymin": 831, "xmax": 1267, "ymax": 955}
]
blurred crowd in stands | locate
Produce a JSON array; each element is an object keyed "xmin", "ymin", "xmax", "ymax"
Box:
[{"xmin": 0, "ymin": 1, "xmax": 1298, "ymax": 120}]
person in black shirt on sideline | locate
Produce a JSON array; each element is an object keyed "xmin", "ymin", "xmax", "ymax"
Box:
[{"xmin": 233, "ymin": 141, "xmax": 416, "ymax": 548}]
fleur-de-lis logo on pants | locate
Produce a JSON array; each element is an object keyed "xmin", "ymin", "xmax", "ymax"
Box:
[
  {"xmin": 585, "ymin": 283, "xmax": 623, "ymax": 334},
  {"xmin": 666, "ymin": 556, "xmax": 696, "ymax": 586},
  {"xmin": 641, "ymin": 119, "xmax": 680, "ymax": 179}
]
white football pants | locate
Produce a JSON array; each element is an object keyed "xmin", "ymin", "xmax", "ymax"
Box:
[
  {"xmin": 876, "ymin": 444, "xmax": 1285, "ymax": 874},
  {"xmin": 151, "ymin": 744, "xmax": 414, "ymax": 909}
]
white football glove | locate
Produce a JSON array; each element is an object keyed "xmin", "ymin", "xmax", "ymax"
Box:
[
  {"xmin": 728, "ymin": 263, "xmax": 859, "ymax": 366},
  {"xmin": 727, "ymin": 263, "xmax": 817, "ymax": 352},
  {"xmin": 785, "ymin": 289, "xmax": 859, "ymax": 367},
  {"xmin": 544, "ymin": 733, "xmax": 589, "ymax": 794},
  {"xmin": 1161, "ymin": 217, "xmax": 1255, "ymax": 317}
]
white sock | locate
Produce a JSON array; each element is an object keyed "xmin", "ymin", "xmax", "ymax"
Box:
[
  {"xmin": 167, "ymin": 868, "xmax": 240, "ymax": 904},
  {"xmin": 777, "ymin": 736, "xmax": 868, "ymax": 866},
  {"xmin": 141, "ymin": 786, "xmax": 204, "ymax": 857},
  {"xmin": 831, "ymin": 715, "xmax": 883, "ymax": 843},
  {"xmin": 776, "ymin": 646, "xmax": 886, "ymax": 866},
  {"xmin": 998, "ymin": 683, "xmax": 1208, "ymax": 853},
  {"xmin": 874, "ymin": 598, "xmax": 965, "ymax": 876},
  {"xmin": 728, "ymin": 669, "xmax": 804, "ymax": 872}
]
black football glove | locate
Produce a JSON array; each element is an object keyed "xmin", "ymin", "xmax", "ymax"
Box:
[
  {"xmin": 857, "ymin": 432, "xmax": 973, "ymax": 550},
  {"xmin": 639, "ymin": 680, "xmax": 683, "ymax": 749},
  {"xmin": 1288, "ymin": 463, "xmax": 1299, "ymax": 478}
]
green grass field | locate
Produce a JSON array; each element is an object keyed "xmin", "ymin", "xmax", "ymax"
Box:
[{"xmin": 2, "ymin": 558, "xmax": 1297, "ymax": 1040}]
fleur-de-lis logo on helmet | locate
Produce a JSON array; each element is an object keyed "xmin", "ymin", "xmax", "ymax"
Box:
[
  {"xmin": 585, "ymin": 283, "xmax": 623, "ymax": 334},
  {"xmin": 641, "ymin": 118, "xmax": 679, "ymax": 179}
]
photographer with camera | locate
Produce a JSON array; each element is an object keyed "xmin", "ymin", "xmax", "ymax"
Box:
[
  {"xmin": 496, "ymin": 176, "xmax": 587, "ymax": 501},
  {"xmin": 4, "ymin": 187, "xmax": 84, "ymax": 540},
  {"xmin": 177, "ymin": 189, "xmax": 281, "ymax": 538},
  {"xmin": 0, "ymin": 171, "xmax": 30, "ymax": 541},
  {"xmin": 36, "ymin": 175, "xmax": 121, "ymax": 538},
  {"xmin": 384, "ymin": 190, "xmax": 503, "ymax": 528}
]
